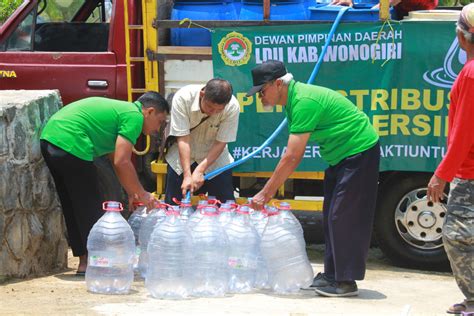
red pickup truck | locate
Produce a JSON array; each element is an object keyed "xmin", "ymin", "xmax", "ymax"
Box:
[
  {"xmin": 0, "ymin": 0, "xmax": 142, "ymax": 104},
  {"xmin": 0, "ymin": 0, "xmax": 152, "ymax": 198}
]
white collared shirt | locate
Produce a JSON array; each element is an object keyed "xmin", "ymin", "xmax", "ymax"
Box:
[{"xmin": 165, "ymin": 84, "xmax": 240, "ymax": 176}]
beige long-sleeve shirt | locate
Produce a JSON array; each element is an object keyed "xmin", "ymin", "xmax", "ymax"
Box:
[{"xmin": 165, "ymin": 84, "xmax": 240, "ymax": 175}]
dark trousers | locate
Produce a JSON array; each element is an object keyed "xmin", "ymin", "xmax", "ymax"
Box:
[
  {"xmin": 165, "ymin": 162, "xmax": 234, "ymax": 204},
  {"xmin": 40, "ymin": 140, "xmax": 104, "ymax": 257},
  {"xmin": 322, "ymin": 142, "xmax": 380, "ymax": 281}
]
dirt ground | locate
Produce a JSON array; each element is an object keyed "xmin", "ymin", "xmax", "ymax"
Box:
[{"xmin": 0, "ymin": 245, "xmax": 459, "ymax": 316}]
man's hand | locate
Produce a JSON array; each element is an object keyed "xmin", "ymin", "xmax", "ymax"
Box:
[
  {"xmin": 250, "ymin": 133, "xmax": 309, "ymax": 210},
  {"xmin": 112, "ymin": 136, "xmax": 156, "ymax": 210},
  {"xmin": 251, "ymin": 190, "xmax": 273, "ymax": 210},
  {"xmin": 427, "ymin": 174, "xmax": 447, "ymax": 203},
  {"xmin": 191, "ymin": 170, "xmax": 205, "ymax": 192},
  {"xmin": 331, "ymin": 0, "xmax": 353, "ymax": 6},
  {"xmin": 129, "ymin": 191, "xmax": 157, "ymax": 210},
  {"xmin": 181, "ymin": 175, "xmax": 193, "ymax": 197}
]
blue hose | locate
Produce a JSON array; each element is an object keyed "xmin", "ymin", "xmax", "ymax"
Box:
[
  {"xmin": 307, "ymin": 7, "xmax": 350, "ymax": 84},
  {"xmin": 186, "ymin": 7, "xmax": 349, "ymax": 201},
  {"xmin": 204, "ymin": 118, "xmax": 289, "ymax": 180}
]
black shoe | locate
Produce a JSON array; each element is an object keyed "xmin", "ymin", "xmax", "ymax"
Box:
[
  {"xmin": 314, "ymin": 281, "xmax": 359, "ymax": 297},
  {"xmin": 312, "ymin": 273, "xmax": 335, "ymax": 288},
  {"xmin": 301, "ymin": 272, "xmax": 335, "ymax": 290}
]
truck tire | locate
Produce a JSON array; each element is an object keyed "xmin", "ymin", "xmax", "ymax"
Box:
[
  {"xmin": 293, "ymin": 211, "xmax": 324, "ymax": 244},
  {"xmin": 374, "ymin": 173, "xmax": 450, "ymax": 270}
]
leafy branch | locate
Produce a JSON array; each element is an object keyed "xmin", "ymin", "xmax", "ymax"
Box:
[{"xmin": 0, "ymin": 0, "xmax": 23, "ymax": 25}]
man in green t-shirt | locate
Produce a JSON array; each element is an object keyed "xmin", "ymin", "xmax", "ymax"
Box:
[
  {"xmin": 247, "ymin": 61, "xmax": 380, "ymax": 297},
  {"xmin": 40, "ymin": 92, "xmax": 169, "ymax": 275}
]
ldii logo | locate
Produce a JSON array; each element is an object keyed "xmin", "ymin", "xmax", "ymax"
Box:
[{"xmin": 423, "ymin": 37, "xmax": 467, "ymax": 88}]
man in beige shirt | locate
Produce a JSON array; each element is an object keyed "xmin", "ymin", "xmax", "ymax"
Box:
[{"xmin": 165, "ymin": 78, "xmax": 240, "ymax": 203}]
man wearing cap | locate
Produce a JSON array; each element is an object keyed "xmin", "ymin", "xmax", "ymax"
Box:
[
  {"xmin": 164, "ymin": 78, "xmax": 240, "ymax": 203},
  {"xmin": 426, "ymin": 4, "xmax": 474, "ymax": 314},
  {"xmin": 247, "ymin": 60, "xmax": 380, "ymax": 297}
]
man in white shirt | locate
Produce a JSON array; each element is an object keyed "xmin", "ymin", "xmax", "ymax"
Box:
[{"xmin": 165, "ymin": 78, "xmax": 240, "ymax": 203}]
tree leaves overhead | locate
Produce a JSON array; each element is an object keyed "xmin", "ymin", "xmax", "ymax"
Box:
[{"xmin": 0, "ymin": 0, "xmax": 23, "ymax": 25}]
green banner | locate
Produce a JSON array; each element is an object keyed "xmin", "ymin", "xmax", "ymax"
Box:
[{"xmin": 212, "ymin": 21, "xmax": 462, "ymax": 172}]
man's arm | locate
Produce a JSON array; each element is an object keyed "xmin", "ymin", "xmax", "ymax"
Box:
[
  {"xmin": 191, "ymin": 140, "xmax": 227, "ymax": 190},
  {"xmin": 177, "ymin": 135, "xmax": 193, "ymax": 196},
  {"xmin": 168, "ymin": 91, "xmax": 193, "ymax": 196},
  {"xmin": 428, "ymin": 77, "xmax": 474, "ymax": 202},
  {"xmin": 434, "ymin": 87, "xmax": 474, "ymax": 182},
  {"xmin": 251, "ymin": 133, "xmax": 311, "ymax": 209},
  {"xmin": 191, "ymin": 99, "xmax": 239, "ymax": 191},
  {"xmin": 112, "ymin": 135, "xmax": 155, "ymax": 209}
]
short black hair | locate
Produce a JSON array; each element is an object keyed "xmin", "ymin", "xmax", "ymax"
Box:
[
  {"xmin": 137, "ymin": 91, "xmax": 169, "ymax": 113},
  {"xmin": 203, "ymin": 78, "xmax": 233, "ymax": 105}
]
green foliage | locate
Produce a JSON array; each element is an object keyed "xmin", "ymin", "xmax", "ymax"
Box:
[
  {"xmin": 0, "ymin": 0, "xmax": 85, "ymax": 24},
  {"xmin": 438, "ymin": 0, "xmax": 474, "ymax": 6},
  {"xmin": 0, "ymin": 0, "xmax": 23, "ymax": 25},
  {"xmin": 39, "ymin": 0, "xmax": 84, "ymax": 22}
]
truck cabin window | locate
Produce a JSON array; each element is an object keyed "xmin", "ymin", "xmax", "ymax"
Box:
[
  {"xmin": 0, "ymin": 10, "xmax": 35, "ymax": 51},
  {"xmin": 2, "ymin": 0, "xmax": 111, "ymax": 52}
]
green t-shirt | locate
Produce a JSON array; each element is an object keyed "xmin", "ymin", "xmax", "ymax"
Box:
[
  {"xmin": 41, "ymin": 97, "xmax": 144, "ymax": 161},
  {"xmin": 286, "ymin": 80, "xmax": 379, "ymax": 166}
]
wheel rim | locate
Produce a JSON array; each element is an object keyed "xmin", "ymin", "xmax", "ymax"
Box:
[{"xmin": 394, "ymin": 188, "xmax": 447, "ymax": 250}]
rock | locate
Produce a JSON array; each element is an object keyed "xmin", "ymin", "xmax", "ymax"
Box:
[
  {"xmin": 0, "ymin": 120, "xmax": 7, "ymax": 158},
  {"xmin": 0, "ymin": 90, "xmax": 67, "ymax": 278},
  {"xmin": 0, "ymin": 162, "xmax": 18, "ymax": 211}
]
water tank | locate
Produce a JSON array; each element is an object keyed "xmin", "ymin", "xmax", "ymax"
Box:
[
  {"xmin": 309, "ymin": 4, "xmax": 393, "ymax": 22},
  {"xmin": 240, "ymin": 0, "xmax": 308, "ymax": 20},
  {"xmin": 171, "ymin": 0, "xmax": 238, "ymax": 46}
]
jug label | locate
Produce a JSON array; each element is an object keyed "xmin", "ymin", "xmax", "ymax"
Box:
[
  {"xmin": 228, "ymin": 257, "xmax": 257, "ymax": 269},
  {"xmin": 89, "ymin": 255, "xmax": 111, "ymax": 267}
]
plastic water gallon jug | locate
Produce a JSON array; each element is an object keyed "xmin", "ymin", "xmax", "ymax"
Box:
[
  {"xmin": 176, "ymin": 197, "xmax": 194, "ymax": 222},
  {"xmin": 250, "ymin": 206, "xmax": 268, "ymax": 237},
  {"xmin": 146, "ymin": 207, "xmax": 190, "ymax": 299},
  {"xmin": 260, "ymin": 207, "xmax": 313, "ymax": 294},
  {"xmin": 188, "ymin": 203, "xmax": 207, "ymax": 229},
  {"xmin": 128, "ymin": 202, "xmax": 148, "ymax": 244},
  {"xmin": 138, "ymin": 202, "xmax": 168, "ymax": 278},
  {"xmin": 188, "ymin": 205, "xmax": 229, "ymax": 297},
  {"xmin": 248, "ymin": 205, "xmax": 270, "ymax": 289},
  {"xmin": 86, "ymin": 201, "xmax": 135, "ymax": 294},
  {"xmin": 195, "ymin": 199, "xmax": 208, "ymax": 211},
  {"xmin": 127, "ymin": 202, "xmax": 147, "ymax": 270},
  {"xmin": 218, "ymin": 202, "xmax": 234, "ymax": 226},
  {"xmin": 277, "ymin": 202, "xmax": 305, "ymax": 248},
  {"xmin": 207, "ymin": 196, "xmax": 221, "ymax": 205},
  {"xmin": 224, "ymin": 205, "xmax": 259, "ymax": 293}
]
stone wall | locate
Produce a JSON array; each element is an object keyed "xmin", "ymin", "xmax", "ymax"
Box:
[{"xmin": 0, "ymin": 90, "xmax": 68, "ymax": 278}]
